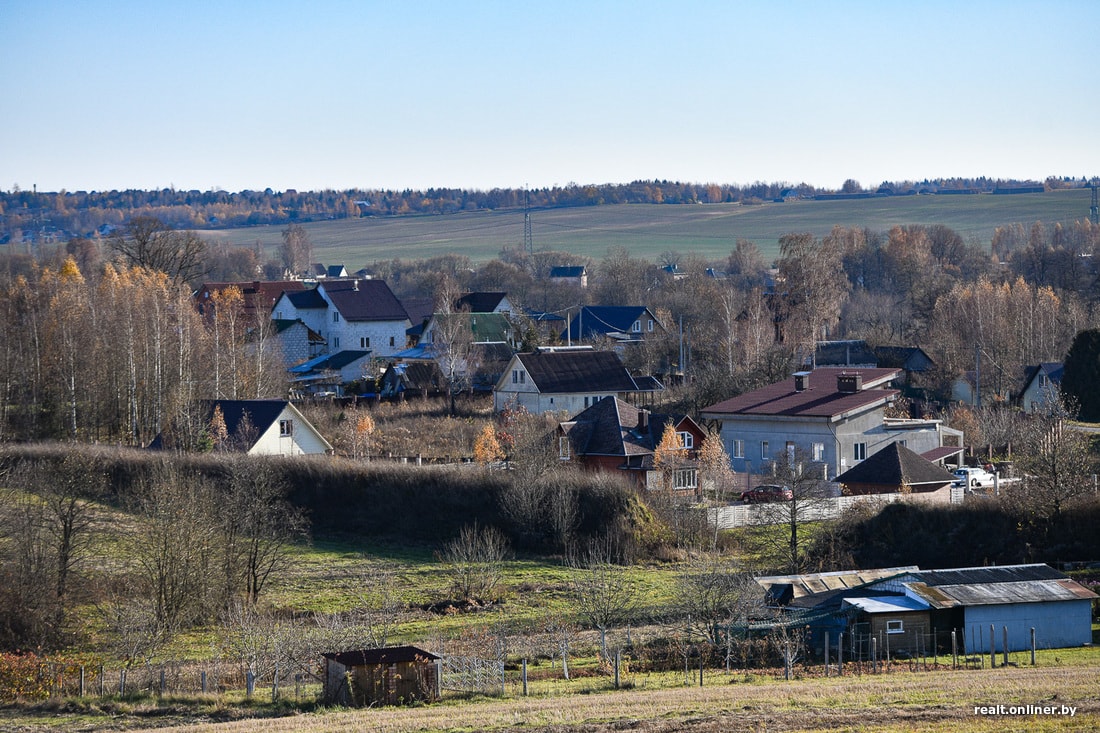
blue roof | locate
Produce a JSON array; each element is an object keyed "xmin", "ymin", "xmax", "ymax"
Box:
[
  {"xmin": 289, "ymin": 350, "xmax": 370, "ymax": 374},
  {"xmin": 562, "ymin": 306, "xmax": 650, "ymax": 340}
]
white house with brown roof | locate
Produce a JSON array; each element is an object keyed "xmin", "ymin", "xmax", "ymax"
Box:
[
  {"xmin": 702, "ymin": 367, "xmax": 961, "ymax": 479},
  {"xmin": 493, "ymin": 347, "xmax": 662, "ymax": 414},
  {"xmin": 272, "ymin": 279, "xmax": 410, "ymax": 359}
]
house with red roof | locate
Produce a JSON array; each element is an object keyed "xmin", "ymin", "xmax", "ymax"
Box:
[{"xmin": 701, "ymin": 368, "xmax": 962, "ymax": 479}]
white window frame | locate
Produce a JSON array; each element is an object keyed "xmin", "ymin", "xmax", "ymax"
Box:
[
  {"xmin": 854, "ymin": 442, "xmax": 866, "ymax": 461},
  {"xmin": 732, "ymin": 439, "xmax": 744, "ymax": 459},
  {"xmin": 559, "ymin": 436, "xmax": 571, "ymax": 460},
  {"xmin": 677, "ymin": 431, "xmax": 694, "ymax": 450},
  {"xmin": 333, "ymin": 311, "xmax": 339, "ymax": 323},
  {"xmin": 361, "ymin": 337, "xmax": 370, "ymax": 348},
  {"xmin": 647, "ymin": 319, "xmax": 654, "ymax": 332},
  {"xmin": 279, "ymin": 419, "xmax": 294, "ymax": 437},
  {"xmin": 812, "ymin": 442, "xmax": 824, "ymax": 462},
  {"xmin": 886, "ymin": 619, "xmax": 904, "ymax": 634},
  {"xmin": 761, "ymin": 440, "xmax": 770, "ymax": 460},
  {"xmin": 673, "ymin": 468, "xmax": 697, "ymax": 490},
  {"xmin": 632, "ymin": 320, "xmax": 641, "ymax": 332}
]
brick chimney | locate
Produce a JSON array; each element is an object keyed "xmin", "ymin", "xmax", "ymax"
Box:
[
  {"xmin": 837, "ymin": 372, "xmax": 863, "ymax": 394},
  {"xmin": 636, "ymin": 410, "xmax": 649, "ymax": 432}
]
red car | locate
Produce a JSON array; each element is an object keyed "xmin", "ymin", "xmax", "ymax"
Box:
[{"xmin": 740, "ymin": 484, "xmax": 793, "ymax": 503}]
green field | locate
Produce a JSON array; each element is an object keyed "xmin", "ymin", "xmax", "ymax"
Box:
[{"xmin": 199, "ymin": 189, "xmax": 1094, "ymax": 267}]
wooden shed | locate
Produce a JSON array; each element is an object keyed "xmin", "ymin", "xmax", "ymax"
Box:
[{"xmin": 322, "ymin": 646, "xmax": 441, "ymax": 706}]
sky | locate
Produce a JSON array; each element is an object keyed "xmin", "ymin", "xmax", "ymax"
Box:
[{"xmin": 2, "ymin": 1, "xmax": 1097, "ymax": 194}]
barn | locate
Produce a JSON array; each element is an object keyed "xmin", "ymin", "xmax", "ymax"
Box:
[{"xmin": 321, "ymin": 646, "xmax": 441, "ymax": 706}]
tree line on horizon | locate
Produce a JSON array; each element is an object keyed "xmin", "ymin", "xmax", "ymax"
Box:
[{"xmin": 1, "ymin": 175, "xmax": 1084, "ymax": 246}]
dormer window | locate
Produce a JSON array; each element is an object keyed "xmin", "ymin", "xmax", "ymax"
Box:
[{"xmin": 632, "ymin": 320, "xmax": 641, "ymax": 332}]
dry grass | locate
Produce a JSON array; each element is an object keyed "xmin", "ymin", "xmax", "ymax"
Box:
[{"xmin": 111, "ymin": 663, "xmax": 1100, "ymax": 733}]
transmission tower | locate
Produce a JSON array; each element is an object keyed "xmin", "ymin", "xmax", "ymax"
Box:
[
  {"xmin": 1091, "ymin": 180, "xmax": 1099, "ymax": 226},
  {"xmin": 523, "ymin": 186, "xmax": 532, "ymax": 254}
]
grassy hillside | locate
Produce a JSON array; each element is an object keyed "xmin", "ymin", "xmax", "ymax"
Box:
[{"xmin": 199, "ymin": 188, "xmax": 1094, "ymax": 267}]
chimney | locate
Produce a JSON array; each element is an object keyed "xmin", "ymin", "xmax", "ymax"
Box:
[
  {"xmin": 793, "ymin": 371, "xmax": 811, "ymax": 392},
  {"xmin": 352, "ymin": 279, "xmax": 359, "ymax": 291},
  {"xmin": 837, "ymin": 372, "xmax": 863, "ymax": 394},
  {"xmin": 637, "ymin": 410, "xmax": 649, "ymax": 432}
]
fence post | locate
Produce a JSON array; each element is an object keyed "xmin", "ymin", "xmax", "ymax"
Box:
[
  {"xmin": 1002, "ymin": 627, "xmax": 1009, "ymax": 667},
  {"xmin": 119, "ymin": 669, "xmax": 126, "ymax": 696},
  {"xmin": 1031, "ymin": 627, "xmax": 1036, "ymax": 666},
  {"xmin": 951, "ymin": 630, "xmax": 957, "ymax": 670},
  {"xmin": 79, "ymin": 666, "xmax": 85, "ymax": 698},
  {"xmin": 824, "ymin": 633, "xmax": 830, "ymax": 677},
  {"xmin": 201, "ymin": 670, "xmax": 207, "ymax": 694},
  {"xmin": 699, "ymin": 649, "xmax": 704, "ymax": 687},
  {"xmin": 871, "ymin": 637, "xmax": 878, "ymax": 674},
  {"xmin": 989, "ymin": 624, "xmax": 995, "ymax": 669},
  {"xmin": 784, "ymin": 642, "xmax": 791, "ymax": 681},
  {"xmin": 614, "ymin": 651, "xmax": 621, "ymax": 690},
  {"xmin": 98, "ymin": 665, "xmax": 104, "ymax": 697},
  {"xmin": 272, "ymin": 663, "xmax": 279, "ymax": 702},
  {"xmin": 838, "ymin": 633, "xmax": 843, "ymax": 675},
  {"xmin": 522, "ymin": 658, "xmax": 528, "ymax": 696}
]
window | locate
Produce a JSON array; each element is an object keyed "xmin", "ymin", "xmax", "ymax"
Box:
[
  {"xmin": 632, "ymin": 320, "xmax": 641, "ymax": 332},
  {"xmin": 333, "ymin": 311, "xmax": 339, "ymax": 322},
  {"xmin": 389, "ymin": 336, "xmax": 395, "ymax": 347},
  {"xmin": 854, "ymin": 443, "xmax": 866, "ymax": 461},
  {"xmin": 279, "ymin": 419, "xmax": 293, "ymax": 437},
  {"xmin": 812, "ymin": 442, "xmax": 824, "ymax": 462},
  {"xmin": 761, "ymin": 440, "xmax": 770, "ymax": 459},
  {"xmin": 674, "ymin": 468, "xmax": 698, "ymax": 490},
  {"xmin": 513, "ymin": 369, "xmax": 526, "ymax": 385},
  {"xmin": 647, "ymin": 319, "xmax": 654, "ymax": 332},
  {"xmin": 361, "ymin": 337, "xmax": 370, "ymax": 348},
  {"xmin": 732, "ymin": 439, "xmax": 744, "ymax": 459},
  {"xmin": 584, "ymin": 396, "xmax": 590, "ymax": 408},
  {"xmin": 559, "ymin": 436, "xmax": 571, "ymax": 460},
  {"xmin": 886, "ymin": 619, "xmax": 904, "ymax": 634},
  {"xmin": 333, "ymin": 336, "xmax": 340, "ymax": 349},
  {"xmin": 677, "ymin": 431, "xmax": 694, "ymax": 450}
]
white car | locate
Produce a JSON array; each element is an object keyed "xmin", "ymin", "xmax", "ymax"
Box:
[{"xmin": 953, "ymin": 467, "xmax": 997, "ymax": 488}]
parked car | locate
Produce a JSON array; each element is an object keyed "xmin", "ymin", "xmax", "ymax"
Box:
[
  {"xmin": 952, "ymin": 466, "xmax": 997, "ymax": 488},
  {"xmin": 740, "ymin": 484, "xmax": 793, "ymax": 503}
]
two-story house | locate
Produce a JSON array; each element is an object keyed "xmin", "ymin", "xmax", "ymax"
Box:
[
  {"xmin": 561, "ymin": 306, "xmax": 665, "ymax": 344},
  {"xmin": 701, "ymin": 367, "xmax": 962, "ymax": 479},
  {"xmin": 272, "ymin": 279, "xmax": 410, "ymax": 359}
]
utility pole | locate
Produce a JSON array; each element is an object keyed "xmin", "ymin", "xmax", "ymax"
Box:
[{"xmin": 524, "ymin": 186, "xmax": 533, "ymax": 253}]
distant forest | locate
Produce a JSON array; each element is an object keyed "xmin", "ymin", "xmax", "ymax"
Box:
[{"xmin": 2, "ymin": 175, "xmax": 1088, "ymax": 246}]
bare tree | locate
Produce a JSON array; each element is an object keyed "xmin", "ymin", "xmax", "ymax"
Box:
[
  {"xmin": 748, "ymin": 448, "xmax": 833, "ymax": 574},
  {"xmin": 109, "ymin": 215, "xmax": 209, "ymax": 283},
  {"xmin": 438, "ymin": 522, "xmax": 510, "ymax": 603},
  {"xmin": 279, "ymin": 223, "xmax": 312, "ymax": 278},
  {"xmin": 570, "ymin": 535, "xmax": 637, "ymax": 660},
  {"xmin": 672, "ymin": 555, "xmax": 763, "ymax": 650}
]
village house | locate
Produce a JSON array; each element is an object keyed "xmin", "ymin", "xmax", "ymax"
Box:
[
  {"xmin": 271, "ymin": 279, "xmax": 410, "ymax": 359},
  {"xmin": 150, "ymin": 399, "xmax": 331, "ymax": 455},
  {"xmin": 558, "ymin": 396, "xmax": 707, "ymax": 491},
  {"xmin": 560, "ymin": 305, "xmax": 665, "ymax": 345},
  {"xmin": 1018, "ymin": 362, "xmax": 1063, "ymax": 414},
  {"xmin": 548, "ymin": 265, "xmax": 588, "ymax": 288},
  {"xmin": 493, "ymin": 346, "xmax": 663, "ymax": 415},
  {"xmin": 833, "ymin": 441, "xmax": 959, "ymax": 502},
  {"xmin": 701, "ymin": 368, "xmax": 962, "ymax": 480}
]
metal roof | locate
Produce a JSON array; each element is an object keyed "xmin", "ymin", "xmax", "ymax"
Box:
[{"xmin": 842, "ymin": 595, "xmax": 931, "ymax": 614}]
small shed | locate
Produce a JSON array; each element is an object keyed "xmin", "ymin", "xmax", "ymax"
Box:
[{"xmin": 322, "ymin": 645, "xmax": 441, "ymax": 706}]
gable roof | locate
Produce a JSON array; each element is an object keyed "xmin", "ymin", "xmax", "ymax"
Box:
[
  {"xmin": 815, "ymin": 340, "xmax": 877, "ymax": 367},
  {"xmin": 319, "ymin": 279, "xmax": 409, "ymax": 322},
  {"xmin": 1021, "ymin": 362, "xmax": 1064, "ymax": 393},
  {"xmin": 194, "ymin": 280, "xmax": 307, "ymax": 319},
  {"xmin": 322, "ymin": 645, "xmax": 439, "ymax": 666},
  {"xmin": 273, "ymin": 318, "xmax": 324, "ymax": 343},
  {"xmin": 702, "ymin": 368, "xmax": 900, "ymax": 420},
  {"xmin": 285, "ymin": 287, "xmax": 328, "ymax": 310},
  {"xmin": 834, "ymin": 441, "xmax": 957, "ymax": 490},
  {"xmin": 206, "ymin": 399, "xmax": 290, "ymax": 438},
  {"xmin": 873, "ymin": 345, "xmax": 934, "ymax": 371},
  {"xmin": 562, "ymin": 306, "xmax": 656, "ymax": 341},
  {"xmin": 514, "ymin": 349, "xmax": 653, "ymax": 394},
  {"xmin": 899, "ymin": 564, "xmax": 1097, "ymax": 608},
  {"xmin": 455, "ymin": 292, "xmax": 509, "ymax": 312},
  {"xmin": 561, "ymin": 396, "xmax": 700, "ymax": 459}
]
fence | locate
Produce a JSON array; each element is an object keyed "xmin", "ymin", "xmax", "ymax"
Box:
[
  {"xmin": 709, "ymin": 488, "xmax": 967, "ymax": 529},
  {"xmin": 439, "ymin": 655, "xmax": 505, "ymax": 695}
]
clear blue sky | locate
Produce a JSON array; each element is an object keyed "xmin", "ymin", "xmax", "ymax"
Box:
[{"xmin": 2, "ymin": 1, "xmax": 1097, "ymax": 194}]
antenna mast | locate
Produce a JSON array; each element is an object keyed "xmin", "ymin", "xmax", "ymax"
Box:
[{"xmin": 523, "ymin": 186, "xmax": 532, "ymax": 254}]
